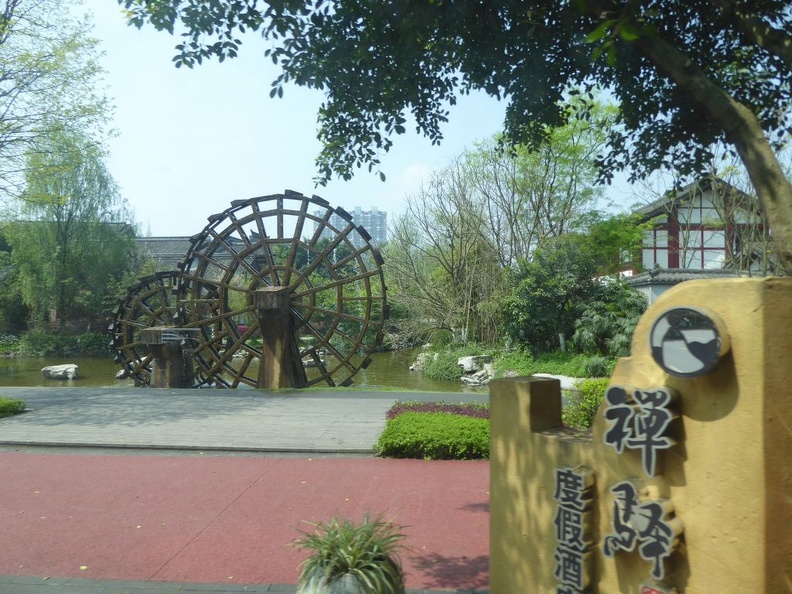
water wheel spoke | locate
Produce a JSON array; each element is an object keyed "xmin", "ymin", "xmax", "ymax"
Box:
[
  {"xmin": 297, "ymin": 319, "xmax": 342, "ymax": 360},
  {"xmin": 291, "ymin": 302, "xmax": 369, "ymax": 327},
  {"xmin": 202, "ymin": 321, "xmax": 260, "ymax": 377},
  {"xmin": 247, "ymin": 201, "xmax": 282, "ymax": 286},
  {"xmin": 204, "ymin": 227, "xmax": 264, "ymax": 280},
  {"xmin": 182, "ymin": 251, "xmax": 234, "ymax": 279},
  {"xmin": 290, "ymin": 223, "xmax": 357, "ymax": 283},
  {"xmin": 131, "ymin": 353, "xmax": 154, "ymax": 372},
  {"xmin": 291, "ymin": 269, "xmax": 381, "ymax": 300},
  {"xmin": 185, "ymin": 304, "xmax": 257, "ymax": 327},
  {"xmin": 280, "ymin": 199, "xmax": 310, "ymax": 287}
]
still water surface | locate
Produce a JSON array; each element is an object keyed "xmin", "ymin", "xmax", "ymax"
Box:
[{"xmin": 0, "ymin": 349, "xmax": 480, "ymax": 393}]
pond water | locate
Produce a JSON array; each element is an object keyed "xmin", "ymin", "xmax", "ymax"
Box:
[{"xmin": 0, "ymin": 349, "xmax": 482, "ymax": 393}]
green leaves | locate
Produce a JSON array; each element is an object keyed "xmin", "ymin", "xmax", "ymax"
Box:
[
  {"xmin": 0, "ymin": 397, "xmax": 26, "ymax": 418},
  {"xmin": 294, "ymin": 514, "xmax": 406, "ymax": 594},
  {"xmin": 0, "ymin": 0, "xmax": 109, "ymax": 197},
  {"xmin": 375, "ymin": 412, "xmax": 490, "ymax": 460},
  {"xmin": 7, "ymin": 126, "xmax": 135, "ymax": 327}
]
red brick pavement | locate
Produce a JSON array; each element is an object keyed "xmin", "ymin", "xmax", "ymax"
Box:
[{"xmin": 0, "ymin": 452, "xmax": 489, "ymax": 591}]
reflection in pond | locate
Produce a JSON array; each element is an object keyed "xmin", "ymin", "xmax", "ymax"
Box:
[{"xmin": 0, "ymin": 349, "xmax": 483, "ymax": 393}]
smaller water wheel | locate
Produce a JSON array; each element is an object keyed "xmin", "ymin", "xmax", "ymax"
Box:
[
  {"xmin": 109, "ymin": 270, "xmax": 182, "ymax": 385},
  {"xmin": 176, "ymin": 191, "xmax": 388, "ymax": 388}
]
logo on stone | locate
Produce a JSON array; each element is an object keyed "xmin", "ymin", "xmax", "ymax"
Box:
[{"xmin": 650, "ymin": 307, "xmax": 728, "ymax": 377}]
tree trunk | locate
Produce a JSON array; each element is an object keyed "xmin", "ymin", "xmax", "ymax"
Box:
[{"xmin": 634, "ymin": 33, "xmax": 792, "ymax": 274}]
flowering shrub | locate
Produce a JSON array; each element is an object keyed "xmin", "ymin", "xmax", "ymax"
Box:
[{"xmin": 385, "ymin": 400, "xmax": 489, "ymax": 420}]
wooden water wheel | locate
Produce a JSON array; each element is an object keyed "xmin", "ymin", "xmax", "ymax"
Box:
[
  {"xmin": 170, "ymin": 190, "xmax": 388, "ymax": 388},
  {"xmin": 109, "ymin": 270, "xmax": 182, "ymax": 385}
]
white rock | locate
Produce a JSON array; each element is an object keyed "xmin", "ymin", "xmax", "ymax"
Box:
[
  {"xmin": 532, "ymin": 373, "xmax": 581, "ymax": 391},
  {"xmin": 41, "ymin": 364, "xmax": 78, "ymax": 380},
  {"xmin": 461, "ymin": 369, "xmax": 492, "ymax": 386},
  {"xmin": 457, "ymin": 355, "xmax": 493, "ymax": 373}
]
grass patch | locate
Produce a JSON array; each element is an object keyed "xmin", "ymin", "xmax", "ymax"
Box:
[
  {"xmin": 376, "ymin": 411, "xmax": 489, "ymax": 460},
  {"xmin": 494, "ymin": 349, "xmax": 615, "ymax": 378},
  {"xmin": 0, "ymin": 397, "xmax": 26, "ymax": 418}
]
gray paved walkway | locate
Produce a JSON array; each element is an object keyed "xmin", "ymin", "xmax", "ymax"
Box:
[
  {"xmin": 0, "ymin": 387, "xmax": 487, "ymax": 454},
  {"xmin": 0, "ymin": 575, "xmax": 487, "ymax": 593}
]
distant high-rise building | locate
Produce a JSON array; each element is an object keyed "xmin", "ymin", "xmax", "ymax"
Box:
[{"xmin": 313, "ymin": 206, "xmax": 387, "ymax": 248}]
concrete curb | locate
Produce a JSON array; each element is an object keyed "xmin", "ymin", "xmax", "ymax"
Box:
[{"xmin": 0, "ymin": 575, "xmax": 488, "ymax": 593}]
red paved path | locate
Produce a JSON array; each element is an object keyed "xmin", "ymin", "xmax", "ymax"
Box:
[{"xmin": 0, "ymin": 452, "xmax": 488, "ymax": 590}]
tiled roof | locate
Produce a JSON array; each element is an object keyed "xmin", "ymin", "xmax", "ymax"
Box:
[
  {"xmin": 135, "ymin": 237, "xmax": 192, "ymax": 270},
  {"xmin": 633, "ymin": 177, "xmax": 751, "ymax": 218},
  {"xmin": 625, "ymin": 268, "xmax": 752, "ymax": 287}
]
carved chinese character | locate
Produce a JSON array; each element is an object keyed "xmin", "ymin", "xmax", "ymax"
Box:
[
  {"xmin": 603, "ymin": 480, "xmax": 684, "ymax": 581},
  {"xmin": 554, "ymin": 507, "xmax": 585, "ymax": 550},
  {"xmin": 554, "ymin": 545, "xmax": 586, "ymax": 590},
  {"xmin": 554, "ymin": 467, "xmax": 592, "ymax": 511},
  {"xmin": 603, "ymin": 385, "xmax": 677, "ymax": 477},
  {"xmin": 553, "ymin": 467, "xmax": 595, "ymax": 592}
]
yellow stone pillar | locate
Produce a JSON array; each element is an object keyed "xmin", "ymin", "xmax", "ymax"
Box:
[{"xmin": 490, "ymin": 277, "xmax": 792, "ymax": 593}]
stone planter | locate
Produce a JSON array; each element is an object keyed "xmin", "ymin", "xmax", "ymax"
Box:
[{"xmin": 296, "ymin": 566, "xmax": 405, "ymax": 594}]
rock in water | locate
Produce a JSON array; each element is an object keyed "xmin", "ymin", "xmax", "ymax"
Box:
[{"xmin": 41, "ymin": 364, "xmax": 79, "ymax": 380}]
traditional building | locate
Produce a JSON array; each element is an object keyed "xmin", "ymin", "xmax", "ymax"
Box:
[
  {"xmin": 135, "ymin": 236, "xmax": 192, "ymax": 271},
  {"xmin": 625, "ymin": 178, "xmax": 776, "ymax": 303}
]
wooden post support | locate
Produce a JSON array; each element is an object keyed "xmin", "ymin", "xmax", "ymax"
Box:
[
  {"xmin": 254, "ymin": 286, "xmax": 307, "ymax": 389},
  {"xmin": 140, "ymin": 327, "xmax": 196, "ymax": 388}
]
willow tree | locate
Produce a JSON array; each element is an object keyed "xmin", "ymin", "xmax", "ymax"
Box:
[
  {"xmin": 6, "ymin": 127, "xmax": 135, "ymax": 328},
  {"xmin": 0, "ymin": 0, "xmax": 108, "ymax": 200}
]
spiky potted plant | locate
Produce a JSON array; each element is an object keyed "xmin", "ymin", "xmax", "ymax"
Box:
[{"xmin": 293, "ymin": 513, "xmax": 406, "ymax": 594}]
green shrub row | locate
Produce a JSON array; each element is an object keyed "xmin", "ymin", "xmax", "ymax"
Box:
[
  {"xmin": 562, "ymin": 378, "xmax": 610, "ymax": 429},
  {"xmin": 493, "ymin": 349, "xmax": 615, "ymax": 378},
  {"xmin": 15, "ymin": 330, "xmax": 110, "ymax": 357},
  {"xmin": 0, "ymin": 397, "xmax": 26, "ymax": 418},
  {"xmin": 375, "ymin": 412, "xmax": 489, "ymax": 460}
]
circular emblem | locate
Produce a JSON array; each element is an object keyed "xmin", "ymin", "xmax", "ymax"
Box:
[{"xmin": 650, "ymin": 307, "xmax": 729, "ymax": 377}]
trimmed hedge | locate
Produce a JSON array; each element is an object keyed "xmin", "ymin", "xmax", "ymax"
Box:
[
  {"xmin": 0, "ymin": 397, "xmax": 26, "ymax": 418},
  {"xmin": 375, "ymin": 412, "xmax": 489, "ymax": 460}
]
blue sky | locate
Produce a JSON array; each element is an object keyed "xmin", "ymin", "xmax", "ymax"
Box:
[
  {"xmin": 90, "ymin": 2, "xmax": 632, "ymax": 237},
  {"xmin": 90, "ymin": 2, "xmax": 511, "ymax": 237}
]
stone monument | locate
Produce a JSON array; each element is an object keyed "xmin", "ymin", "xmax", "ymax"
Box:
[{"xmin": 490, "ymin": 277, "xmax": 792, "ymax": 593}]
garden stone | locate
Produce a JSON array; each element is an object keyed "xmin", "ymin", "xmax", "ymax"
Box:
[
  {"xmin": 41, "ymin": 364, "xmax": 78, "ymax": 380},
  {"xmin": 462, "ymin": 369, "xmax": 492, "ymax": 386},
  {"xmin": 532, "ymin": 373, "xmax": 581, "ymax": 391},
  {"xmin": 458, "ymin": 355, "xmax": 493, "ymax": 373}
]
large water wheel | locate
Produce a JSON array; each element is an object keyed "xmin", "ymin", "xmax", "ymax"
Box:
[{"xmin": 111, "ymin": 191, "xmax": 388, "ymax": 389}]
